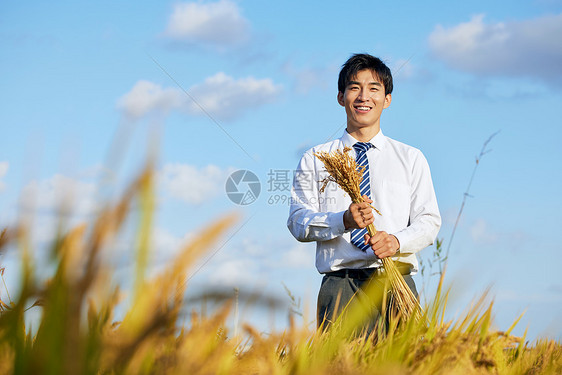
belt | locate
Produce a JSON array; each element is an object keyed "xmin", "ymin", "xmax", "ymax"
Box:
[{"xmin": 325, "ymin": 262, "xmax": 412, "ymax": 280}]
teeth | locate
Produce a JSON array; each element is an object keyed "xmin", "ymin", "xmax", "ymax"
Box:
[{"xmin": 356, "ymin": 106, "xmax": 370, "ymax": 111}]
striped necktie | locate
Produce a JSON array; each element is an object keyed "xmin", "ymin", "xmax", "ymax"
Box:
[{"xmin": 350, "ymin": 142, "xmax": 373, "ymax": 252}]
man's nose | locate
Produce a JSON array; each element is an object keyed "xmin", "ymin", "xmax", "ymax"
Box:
[{"xmin": 357, "ymin": 88, "xmax": 370, "ymax": 101}]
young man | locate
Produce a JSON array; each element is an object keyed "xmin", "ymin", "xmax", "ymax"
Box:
[{"xmin": 287, "ymin": 53, "xmax": 441, "ymax": 330}]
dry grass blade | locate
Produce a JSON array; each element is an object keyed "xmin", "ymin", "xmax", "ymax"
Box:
[
  {"xmin": 0, "ymin": 226, "xmax": 19, "ymax": 254},
  {"xmin": 115, "ymin": 213, "xmax": 238, "ymax": 338},
  {"xmin": 314, "ymin": 147, "xmax": 421, "ymax": 322},
  {"xmin": 0, "ymin": 228, "xmax": 7, "ymax": 248}
]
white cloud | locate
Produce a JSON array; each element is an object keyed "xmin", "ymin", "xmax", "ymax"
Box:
[
  {"xmin": 468, "ymin": 218, "xmax": 529, "ymax": 253},
  {"xmin": 152, "ymin": 227, "xmax": 186, "ymax": 257},
  {"xmin": 150, "ymin": 227, "xmax": 196, "ymax": 265},
  {"xmin": 15, "ymin": 173, "xmax": 100, "ymax": 246},
  {"xmin": 187, "ymin": 72, "xmax": 282, "ymax": 120},
  {"xmin": 117, "ymin": 80, "xmax": 184, "ymax": 120},
  {"xmin": 0, "ymin": 161, "xmax": 8, "ymax": 192},
  {"xmin": 239, "ymin": 238, "xmax": 262, "ymax": 256},
  {"xmin": 20, "ymin": 174, "xmax": 98, "ymax": 217},
  {"xmin": 117, "ymin": 73, "xmax": 282, "ymax": 122},
  {"xmin": 164, "ymin": 0, "xmax": 250, "ymax": 48},
  {"xmin": 158, "ymin": 163, "xmax": 233, "ymax": 204},
  {"xmin": 470, "ymin": 218, "xmax": 499, "ymax": 244},
  {"xmin": 101, "ymin": 225, "xmax": 198, "ymax": 278},
  {"xmin": 208, "ymin": 257, "xmax": 260, "ymax": 287},
  {"xmin": 282, "ymin": 243, "xmax": 315, "ymax": 268},
  {"xmin": 429, "ymin": 13, "xmax": 562, "ymax": 85},
  {"xmin": 187, "ymin": 236, "xmax": 270, "ymax": 289},
  {"xmin": 144, "ymin": 233, "xmax": 317, "ymax": 291},
  {"xmin": 148, "ymin": 228, "xmax": 196, "ymax": 273},
  {"xmin": 282, "ymin": 62, "xmax": 338, "ymax": 94}
]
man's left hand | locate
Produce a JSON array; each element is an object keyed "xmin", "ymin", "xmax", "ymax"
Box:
[{"xmin": 364, "ymin": 231, "xmax": 400, "ymax": 258}]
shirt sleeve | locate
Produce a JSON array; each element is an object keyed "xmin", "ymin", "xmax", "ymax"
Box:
[
  {"xmin": 392, "ymin": 151, "xmax": 441, "ymax": 254},
  {"xmin": 287, "ymin": 151, "xmax": 347, "ymax": 242}
]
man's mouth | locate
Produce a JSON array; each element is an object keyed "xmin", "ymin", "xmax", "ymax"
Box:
[{"xmin": 354, "ymin": 106, "xmax": 371, "ymax": 112}]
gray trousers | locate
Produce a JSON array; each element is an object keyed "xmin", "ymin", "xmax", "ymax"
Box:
[{"xmin": 317, "ymin": 268, "xmax": 418, "ymax": 334}]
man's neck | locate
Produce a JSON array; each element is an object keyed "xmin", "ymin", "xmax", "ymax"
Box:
[{"xmin": 346, "ymin": 125, "xmax": 381, "ymax": 142}]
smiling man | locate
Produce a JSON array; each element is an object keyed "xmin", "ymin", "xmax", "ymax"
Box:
[{"xmin": 287, "ymin": 53, "xmax": 441, "ymax": 332}]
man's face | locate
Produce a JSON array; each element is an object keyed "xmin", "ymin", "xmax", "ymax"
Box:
[{"xmin": 337, "ymin": 69, "xmax": 391, "ymax": 132}]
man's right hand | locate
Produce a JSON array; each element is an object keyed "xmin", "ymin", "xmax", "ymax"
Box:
[{"xmin": 343, "ymin": 195, "xmax": 374, "ymax": 230}]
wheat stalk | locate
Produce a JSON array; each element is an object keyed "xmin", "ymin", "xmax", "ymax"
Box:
[{"xmin": 315, "ymin": 147, "xmax": 421, "ymax": 322}]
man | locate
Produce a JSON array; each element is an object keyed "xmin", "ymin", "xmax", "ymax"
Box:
[{"xmin": 287, "ymin": 53, "xmax": 441, "ymax": 331}]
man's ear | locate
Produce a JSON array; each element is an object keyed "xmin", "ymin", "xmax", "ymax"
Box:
[
  {"xmin": 337, "ymin": 92, "xmax": 345, "ymax": 107},
  {"xmin": 383, "ymin": 93, "xmax": 392, "ymax": 109}
]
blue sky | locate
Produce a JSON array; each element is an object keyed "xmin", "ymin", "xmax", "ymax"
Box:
[{"xmin": 1, "ymin": 0, "xmax": 562, "ymax": 339}]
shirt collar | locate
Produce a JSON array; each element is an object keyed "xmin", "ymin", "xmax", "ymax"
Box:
[{"xmin": 341, "ymin": 129, "xmax": 387, "ymax": 150}]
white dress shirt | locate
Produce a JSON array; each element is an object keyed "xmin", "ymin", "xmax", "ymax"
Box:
[{"xmin": 287, "ymin": 130, "xmax": 441, "ymax": 274}]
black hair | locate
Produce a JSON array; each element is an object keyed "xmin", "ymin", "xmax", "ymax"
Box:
[{"xmin": 337, "ymin": 53, "xmax": 393, "ymax": 96}]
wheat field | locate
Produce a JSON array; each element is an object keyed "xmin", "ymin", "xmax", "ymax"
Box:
[{"xmin": 0, "ymin": 166, "xmax": 560, "ymax": 374}]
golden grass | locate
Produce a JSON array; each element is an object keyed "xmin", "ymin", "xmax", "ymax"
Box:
[
  {"xmin": 0, "ymin": 164, "xmax": 560, "ymax": 374},
  {"xmin": 315, "ymin": 147, "xmax": 421, "ymax": 322}
]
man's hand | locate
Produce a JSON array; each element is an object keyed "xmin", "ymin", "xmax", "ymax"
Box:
[
  {"xmin": 343, "ymin": 195, "xmax": 374, "ymax": 230},
  {"xmin": 364, "ymin": 231, "xmax": 400, "ymax": 258}
]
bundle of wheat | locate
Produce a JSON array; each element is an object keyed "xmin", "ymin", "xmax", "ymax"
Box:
[{"xmin": 315, "ymin": 146, "xmax": 421, "ymax": 322}]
